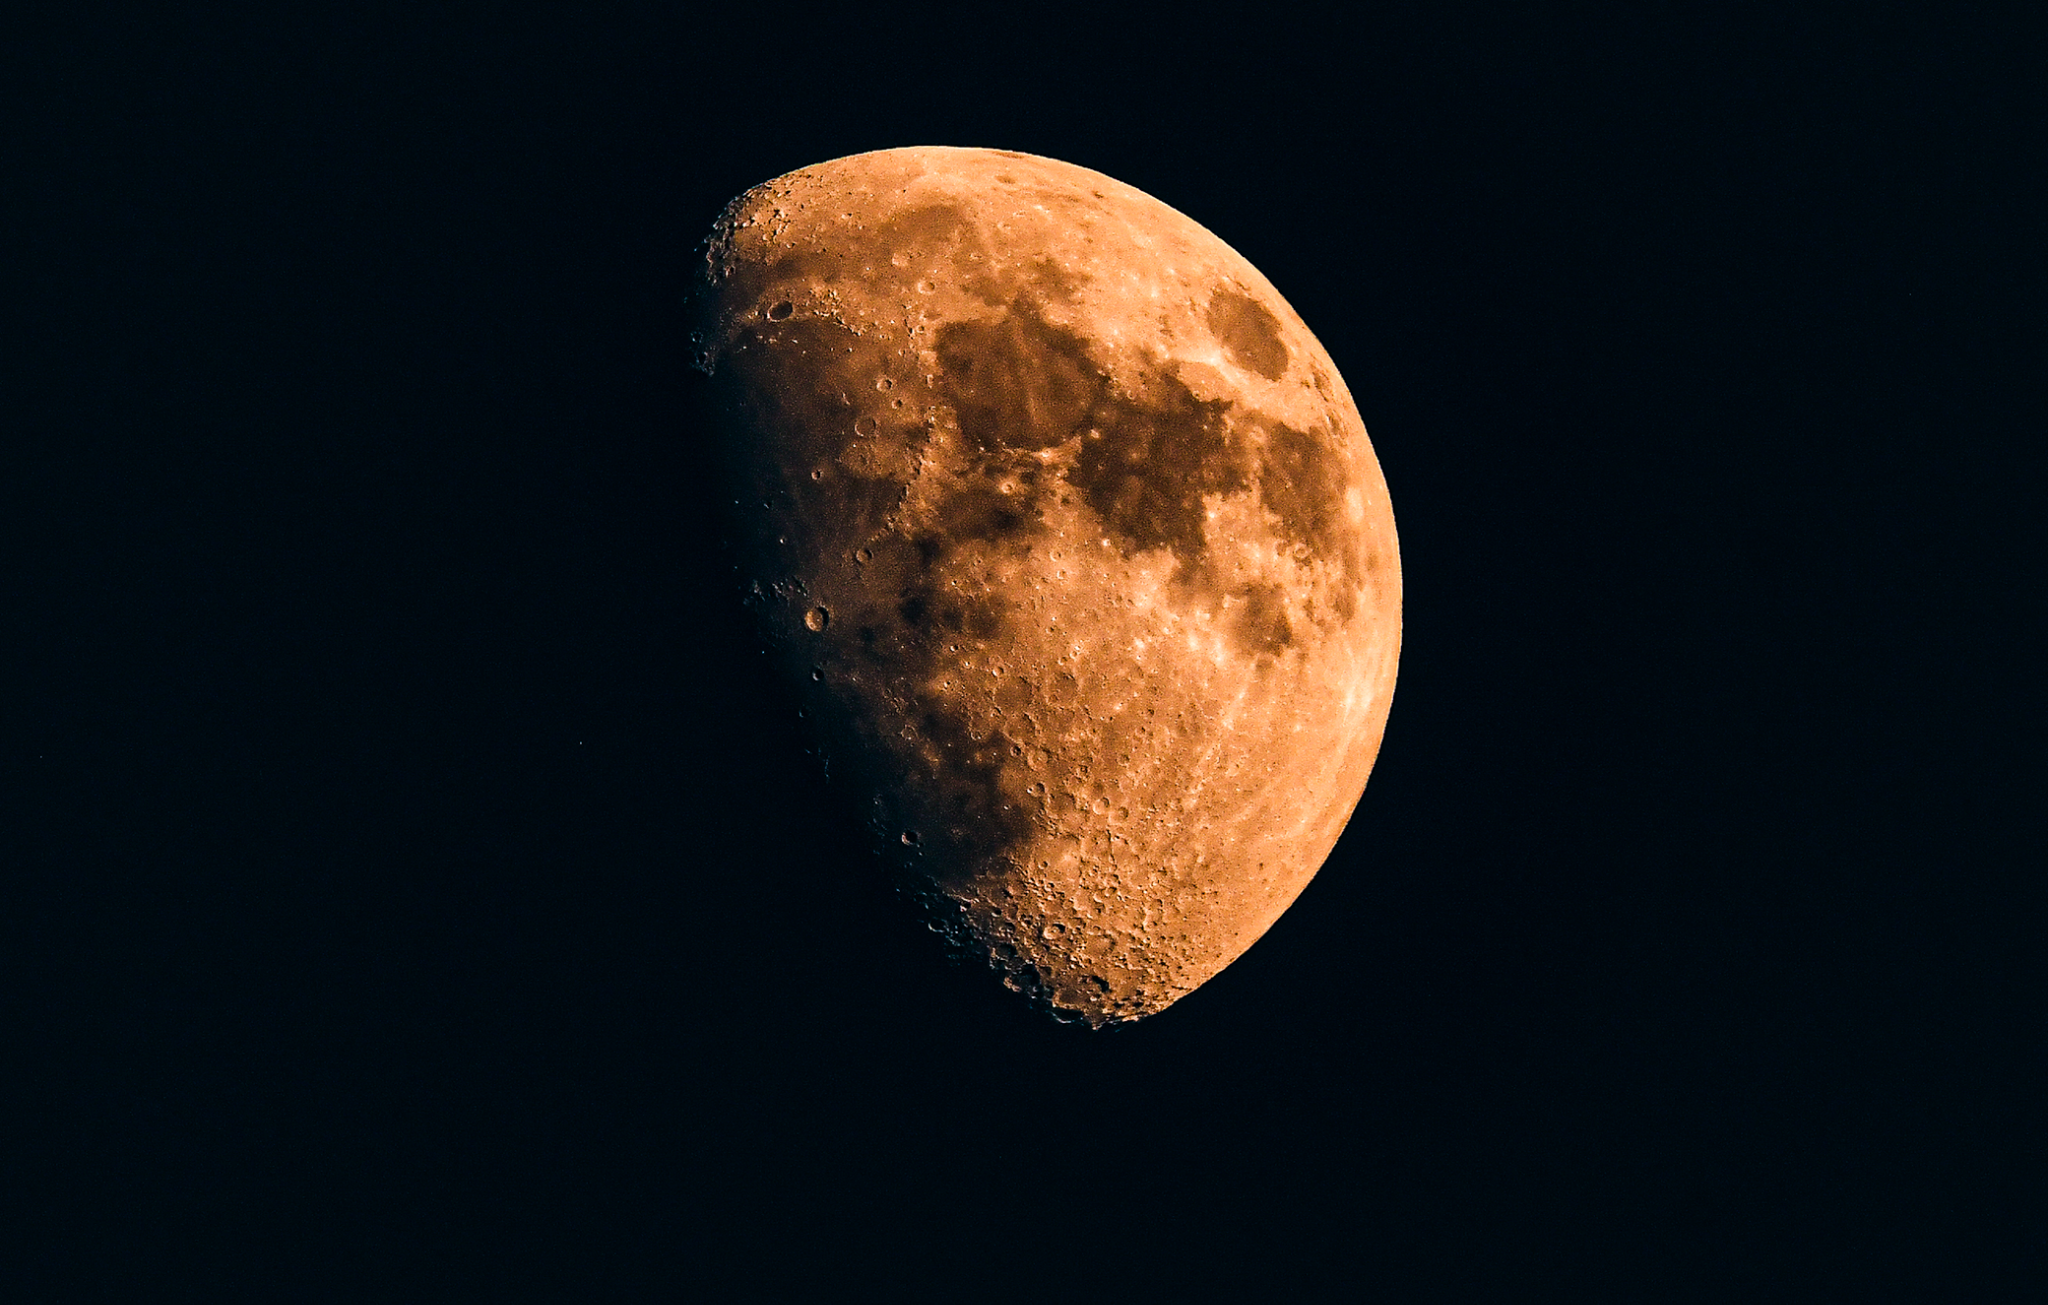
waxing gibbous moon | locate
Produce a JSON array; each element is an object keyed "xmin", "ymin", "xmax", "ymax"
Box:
[{"xmin": 688, "ymin": 146, "xmax": 1400, "ymax": 1025}]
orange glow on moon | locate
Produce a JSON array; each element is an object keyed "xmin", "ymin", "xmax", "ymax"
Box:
[{"xmin": 690, "ymin": 147, "xmax": 1400, "ymax": 1024}]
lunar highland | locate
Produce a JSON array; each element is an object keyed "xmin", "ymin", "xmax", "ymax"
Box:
[{"xmin": 688, "ymin": 147, "xmax": 1400, "ymax": 1025}]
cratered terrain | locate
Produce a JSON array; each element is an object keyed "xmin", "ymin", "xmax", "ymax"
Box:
[{"xmin": 688, "ymin": 147, "xmax": 1401, "ymax": 1025}]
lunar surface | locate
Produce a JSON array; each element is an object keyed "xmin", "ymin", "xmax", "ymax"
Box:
[{"xmin": 688, "ymin": 147, "xmax": 1400, "ymax": 1025}]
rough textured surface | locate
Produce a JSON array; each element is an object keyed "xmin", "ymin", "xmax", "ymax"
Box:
[{"xmin": 688, "ymin": 147, "xmax": 1401, "ymax": 1025}]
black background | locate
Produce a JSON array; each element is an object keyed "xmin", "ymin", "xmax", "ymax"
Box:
[{"xmin": 9, "ymin": 7, "xmax": 2035, "ymax": 1297}]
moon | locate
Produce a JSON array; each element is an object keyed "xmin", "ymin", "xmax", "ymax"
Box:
[{"xmin": 688, "ymin": 147, "xmax": 1400, "ymax": 1025}]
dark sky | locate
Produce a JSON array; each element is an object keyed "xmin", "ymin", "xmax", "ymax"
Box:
[{"xmin": 9, "ymin": 8, "xmax": 2032, "ymax": 1296}]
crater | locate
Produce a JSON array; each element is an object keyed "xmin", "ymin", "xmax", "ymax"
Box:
[{"xmin": 725, "ymin": 202, "xmax": 974, "ymax": 306}]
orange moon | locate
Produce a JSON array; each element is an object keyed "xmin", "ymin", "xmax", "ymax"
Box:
[{"xmin": 688, "ymin": 147, "xmax": 1400, "ymax": 1025}]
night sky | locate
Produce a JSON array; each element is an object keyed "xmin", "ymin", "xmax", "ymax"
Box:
[{"xmin": 10, "ymin": 9, "xmax": 2031, "ymax": 1296}]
